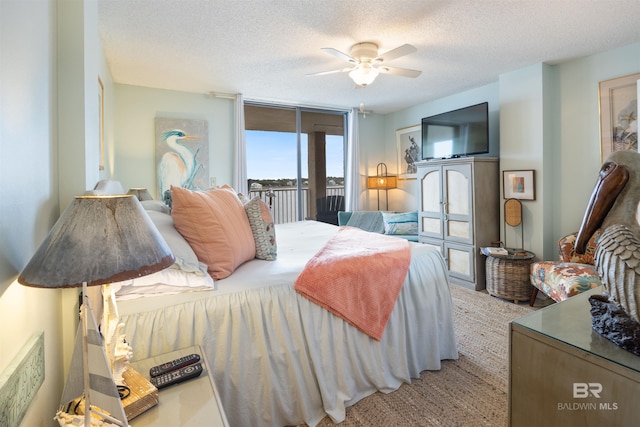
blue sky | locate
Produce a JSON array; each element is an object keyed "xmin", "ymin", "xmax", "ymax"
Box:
[{"xmin": 246, "ymin": 131, "xmax": 344, "ymax": 179}]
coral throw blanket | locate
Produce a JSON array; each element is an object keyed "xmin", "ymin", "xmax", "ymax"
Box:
[{"xmin": 294, "ymin": 226, "xmax": 411, "ymax": 340}]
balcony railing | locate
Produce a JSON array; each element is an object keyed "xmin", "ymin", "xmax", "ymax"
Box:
[{"xmin": 248, "ymin": 186, "xmax": 345, "ymax": 224}]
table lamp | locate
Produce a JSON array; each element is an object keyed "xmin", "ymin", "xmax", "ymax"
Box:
[
  {"xmin": 126, "ymin": 188, "xmax": 153, "ymax": 201},
  {"xmin": 18, "ymin": 195, "xmax": 175, "ymax": 426},
  {"xmin": 367, "ymin": 162, "xmax": 397, "ymax": 210}
]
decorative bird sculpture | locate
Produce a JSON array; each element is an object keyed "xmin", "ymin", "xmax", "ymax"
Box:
[
  {"xmin": 574, "ymin": 150, "xmax": 640, "ymax": 354},
  {"xmin": 158, "ymin": 129, "xmax": 203, "ymax": 197}
]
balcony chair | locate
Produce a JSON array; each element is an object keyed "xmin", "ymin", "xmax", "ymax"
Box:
[{"xmin": 315, "ymin": 195, "xmax": 345, "ymax": 225}]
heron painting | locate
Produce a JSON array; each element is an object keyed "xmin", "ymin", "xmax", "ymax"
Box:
[{"xmin": 155, "ymin": 118, "xmax": 209, "ymax": 199}]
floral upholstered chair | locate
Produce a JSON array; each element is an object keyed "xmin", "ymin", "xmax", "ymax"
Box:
[{"xmin": 529, "ymin": 230, "xmax": 602, "ymax": 305}]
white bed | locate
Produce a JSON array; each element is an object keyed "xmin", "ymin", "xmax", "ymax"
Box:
[{"xmin": 116, "ymin": 219, "xmax": 457, "ymax": 426}]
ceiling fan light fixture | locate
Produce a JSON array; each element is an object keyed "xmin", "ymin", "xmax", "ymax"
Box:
[
  {"xmin": 349, "ymin": 64, "xmax": 379, "ymax": 86},
  {"xmin": 310, "ymin": 42, "xmax": 419, "ymax": 86}
]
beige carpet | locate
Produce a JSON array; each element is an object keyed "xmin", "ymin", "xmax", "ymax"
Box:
[{"xmin": 312, "ymin": 285, "xmax": 538, "ymax": 427}]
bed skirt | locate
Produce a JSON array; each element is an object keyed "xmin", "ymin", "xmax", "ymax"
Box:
[{"xmin": 118, "ymin": 224, "xmax": 457, "ymax": 426}]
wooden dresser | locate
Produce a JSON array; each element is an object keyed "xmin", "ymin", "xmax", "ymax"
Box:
[
  {"xmin": 509, "ymin": 288, "xmax": 640, "ymax": 426},
  {"xmin": 416, "ymin": 157, "xmax": 499, "ymax": 290}
]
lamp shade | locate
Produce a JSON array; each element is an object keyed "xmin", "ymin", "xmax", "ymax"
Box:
[
  {"xmin": 367, "ymin": 163, "xmax": 398, "ymax": 190},
  {"xmin": 18, "ymin": 195, "xmax": 175, "ymax": 289},
  {"xmin": 367, "ymin": 175, "xmax": 398, "ymax": 190},
  {"xmin": 127, "ymin": 187, "xmax": 153, "ymax": 201}
]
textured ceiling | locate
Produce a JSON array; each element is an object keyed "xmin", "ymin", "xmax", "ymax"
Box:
[{"xmin": 99, "ymin": 0, "xmax": 640, "ymax": 114}]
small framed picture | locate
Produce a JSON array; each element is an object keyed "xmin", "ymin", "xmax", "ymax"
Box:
[
  {"xmin": 598, "ymin": 72, "xmax": 639, "ymax": 160},
  {"xmin": 503, "ymin": 170, "xmax": 535, "ymax": 200},
  {"xmin": 396, "ymin": 124, "xmax": 421, "ymax": 177}
]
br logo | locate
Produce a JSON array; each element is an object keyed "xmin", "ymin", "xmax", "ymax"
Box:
[{"xmin": 573, "ymin": 383, "xmax": 602, "ymax": 398}]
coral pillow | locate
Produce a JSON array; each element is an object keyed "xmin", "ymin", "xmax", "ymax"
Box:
[{"xmin": 171, "ymin": 186, "xmax": 256, "ymax": 279}]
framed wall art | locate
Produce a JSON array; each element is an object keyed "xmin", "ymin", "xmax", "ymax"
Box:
[
  {"xmin": 503, "ymin": 170, "xmax": 535, "ymax": 200},
  {"xmin": 98, "ymin": 76, "xmax": 105, "ymax": 171},
  {"xmin": 155, "ymin": 118, "xmax": 209, "ymax": 200},
  {"xmin": 396, "ymin": 124, "xmax": 421, "ymax": 177},
  {"xmin": 599, "ymin": 72, "xmax": 639, "ymax": 160}
]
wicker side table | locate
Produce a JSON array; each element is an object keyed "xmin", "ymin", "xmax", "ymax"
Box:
[{"xmin": 485, "ymin": 249, "xmax": 535, "ymax": 303}]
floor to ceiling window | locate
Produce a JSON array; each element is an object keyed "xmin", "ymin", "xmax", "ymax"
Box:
[{"xmin": 245, "ymin": 103, "xmax": 347, "ymax": 223}]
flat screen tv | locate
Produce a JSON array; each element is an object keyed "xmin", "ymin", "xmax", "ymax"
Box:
[{"xmin": 421, "ymin": 102, "xmax": 489, "ymax": 160}]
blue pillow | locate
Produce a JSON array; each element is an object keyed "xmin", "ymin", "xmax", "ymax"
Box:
[{"xmin": 381, "ymin": 211, "xmax": 418, "ymax": 235}]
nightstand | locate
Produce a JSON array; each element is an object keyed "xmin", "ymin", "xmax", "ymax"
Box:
[{"xmin": 129, "ymin": 345, "xmax": 229, "ymax": 427}]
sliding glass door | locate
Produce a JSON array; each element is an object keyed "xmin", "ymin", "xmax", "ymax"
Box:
[{"xmin": 245, "ymin": 103, "xmax": 347, "ymax": 223}]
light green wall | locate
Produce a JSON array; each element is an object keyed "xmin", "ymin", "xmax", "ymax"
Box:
[
  {"xmin": 0, "ymin": 2, "xmax": 638, "ymax": 424},
  {"xmin": 384, "ymin": 41, "xmax": 640, "ymax": 259},
  {"xmin": 0, "ymin": 1, "xmax": 65, "ymax": 425},
  {"xmin": 382, "ymin": 83, "xmax": 500, "ymax": 213},
  {"xmin": 498, "ymin": 44, "xmax": 640, "ymax": 259},
  {"xmin": 553, "ymin": 42, "xmax": 640, "ymax": 245},
  {"xmin": 110, "ymin": 39, "xmax": 639, "ymax": 260},
  {"xmin": 57, "ymin": 0, "xmax": 109, "ymax": 373},
  {"xmin": 499, "ymin": 63, "xmax": 546, "ymax": 256},
  {"xmin": 111, "ymin": 86, "xmax": 390, "ymax": 210},
  {"xmin": 357, "ymin": 114, "xmax": 387, "ymax": 209},
  {"xmin": 113, "ymin": 85, "xmax": 234, "ymax": 197},
  {"xmin": 57, "ymin": 0, "xmax": 103, "ymax": 208},
  {"xmin": 1, "ymin": 1, "xmax": 118, "ymax": 425}
]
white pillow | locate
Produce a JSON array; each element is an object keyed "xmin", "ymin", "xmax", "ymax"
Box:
[
  {"xmin": 146, "ymin": 210, "xmax": 203, "ymax": 273},
  {"xmin": 111, "ymin": 267, "xmax": 215, "ymax": 300},
  {"xmin": 141, "ymin": 200, "xmax": 171, "ymax": 214}
]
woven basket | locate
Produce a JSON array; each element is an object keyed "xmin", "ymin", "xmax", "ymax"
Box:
[{"xmin": 485, "ymin": 255, "xmax": 534, "ymax": 303}]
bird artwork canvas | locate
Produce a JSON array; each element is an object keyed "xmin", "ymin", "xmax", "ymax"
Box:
[
  {"xmin": 155, "ymin": 118, "xmax": 209, "ymax": 200},
  {"xmin": 396, "ymin": 124, "xmax": 421, "ymax": 176}
]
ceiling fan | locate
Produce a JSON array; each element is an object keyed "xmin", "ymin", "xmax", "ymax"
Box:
[{"xmin": 307, "ymin": 42, "xmax": 422, "ymax": 87}]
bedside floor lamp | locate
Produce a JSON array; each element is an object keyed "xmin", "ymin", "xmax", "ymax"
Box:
[
  {"xmin": 18, "ymin": 195, "xmax": 175, "ymax": 426},
  {"xmin": 367, "ymin": 162, "xmax": 397, "ymax": 210}
]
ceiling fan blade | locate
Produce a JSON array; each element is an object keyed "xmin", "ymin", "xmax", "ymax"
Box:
[
  {"xmin": 306, "ymin": 67, "xmax": 353, "ymax": 77},
  {"xmin": 321, "ymin": 47, "xmax": 356, "ymax": 63},
  {"xmin": 377, "ymin": 66, "xmax": 422, "ymax": 78},
  {"xmin": 375, "ymin": 44, "xmax": 417, "ymax": 63}
]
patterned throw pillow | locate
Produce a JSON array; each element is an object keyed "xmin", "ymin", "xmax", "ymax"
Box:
[
  {"xmin": 381, "ymin": 211, "xmax": 419, "ymax": 235},
  {"xmin": 244, "ymin": 197, "xmax": 277, "ymax": 260},
  {"xmin": 236, "ymin": 192, "xmax": 250, "ymax": 205}
]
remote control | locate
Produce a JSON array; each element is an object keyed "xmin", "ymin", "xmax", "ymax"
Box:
[
  {"xmin": 150, "ymin": 363, "xmax": 203, "ymax": 389},
  {"xmin": 149, "ymin": 353, "xmax": 201, "ymax": 378}
]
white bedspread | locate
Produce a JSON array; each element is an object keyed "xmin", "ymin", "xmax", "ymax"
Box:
[{"xmin": 117, "ymin": 221, "xmax": 458, "ymax": 426}]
